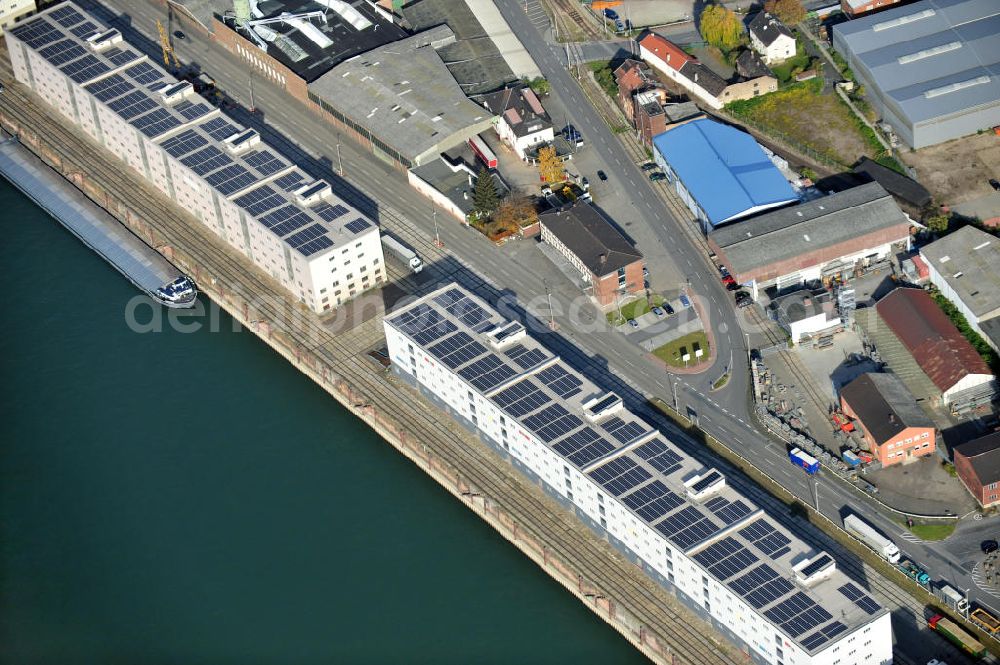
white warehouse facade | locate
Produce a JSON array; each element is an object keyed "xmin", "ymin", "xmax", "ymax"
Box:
[
  {"xmin": 385, "ymin": 283, "xmax": 893, "ymax": 665},
  {"xmin": 7, "ymin": 3, "xmax": 384, "ymax": 314}
]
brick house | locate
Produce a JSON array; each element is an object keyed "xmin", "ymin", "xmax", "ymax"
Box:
[
  {"xmin": 953, "ymin": 432, "xmax": 1000, "ymax": 508},
  {"xmin": 538, "ymin": 202, "xmax": 644, "ymax": 307},
  {"xmin": 839, "ymin": 372, "xmax": 936, "ymax": 466},
  {"xmin": 614, "ymin": 59, "xmax": 660, "ymax": 123}
]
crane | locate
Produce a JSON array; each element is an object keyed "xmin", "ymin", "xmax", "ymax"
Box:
[{"xmin": 156, "ymin": 19, "xmax": 179, "ymax": 69}]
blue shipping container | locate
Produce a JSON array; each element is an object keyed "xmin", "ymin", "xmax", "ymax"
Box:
[{"xmin": 789, "ymin": 447, "xmax": 820, "ymax": 474}]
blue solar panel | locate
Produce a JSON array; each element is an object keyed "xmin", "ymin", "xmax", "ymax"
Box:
[
  {"xmin": 655, "ymin": 505, "xmax": 718, "ymax": 550},
  {"xmin": 693, "ymin": 536, "xmax": 759, "ymax": 580},
  {"xmin": 492, "ymin": 379, "xmax": 551, "ymax": 418},
  {"xmin": 103, "ymin": 47, "xmax": 140, "ymax": 67},
  {"xmin": 69, "ymin": 21, "xmax": 99, "ymax": 39},
  {"xmin": 602, "ymin": 416, "xmax": 648, "ymax": 445},
  {"xmin": 39, "ymin": 39, "xmax": 87, "ymax": 66},
  {"xmin": 738, "ymin": 519, "xmax": 792, "ymax": 559},
  {"xmin": 524, "ymin": 404, "xmax": 584, "ymax": 444},
  {"xmin": 206, "ymin": 164, "xmax": 257, "ymax": 195},
  {"xmin": 391, "ymin": 304, "xmax": 457, "ymax": 345},
  {"xmin": 633, "ymin": 439, "xmax": 683, "ymax": 476},
  {"xmin": 160, "ymin": 129, "xmax": 208, "ymax": 157},
  {"xmin": 124, "ymin": 62, "xmax": 162, "ymax": 85},
  {"xmin": 434, "ymin": 288, "xmax": 494, "ymax": 332},
  {"xmin": 10, "ymin": 19, "xmax": 63, "ymax": 49},
  {"xmin": 286, "ymin": 224, "xmax": 334, "ymax": 257},
  {"xmin": 344, "ymin": 218, "xmax": 372, "ymax": 234},
  {"xmin": 504, "ymin": 344, "xmax": 549, "ymax": 370},
  {"xmin": 200, "ymin": 117, "xmax": 239, "ymax": 141},
  {"xmin": 312, "ymin": 202, "xmax": 349, "ymax": 222},
  {"xmin": 763, "ymin": 592, "xmax": 833, "ymax": 637},
  {"xmin": 621, "ymin": 480, "xmax": 684, "ymax": 522},
  {"xmin": 173, "ymin": 100, "xmax": 211, "ymax": 122},
  {"xmin": 728, "ymin": 564, "xmax": 793, "ymax": 608},
  {"xmin": 50, "ymin": 6, "xmax": 86, "ymax": 27},
  {"xmin": 242, "ymin": 149, "xmax": 285, "ymax": 176},
  {"xmin": 428, "ymin": 332, "xmax": 487, "ymax": 370},
  {"xmin": 458, "ymin": 354, "xmax": 517, "ymax": 392},
  {"xmin": 704, "ymin": 496, "xmax": 753, "ymax": 526},
  {"xmin": 588, "ymin": 456, "xmax": 652, "ymax": 495},
  {"xmin": 132, "ymin": 108, "xmax": 182, "ymax": 138},
  {"xmin": 107, "ymin": 90, "xmax": 156, "ymax": 119},
  {"xmin": 63, "ymin": 54, "xmax": 110, "ymax": 83},
  {"xmin": 274, "ymin": 172, "xmax": 307, "ymax": 191},
  {"xmin": 87, "ymin": 74, "xmax": 134, "ymax": 102},
  {"xmin": 235, "ymin": 186, "xmax": 285, "ymax": 215},
  {"xmin": 837, "ymin": 583, "xmax": 880, "ymax": 616},
  {"xmin": 536, "ymin": 364, "xmax": 583, "ymax": 399},
  {"xmin": 271, "ymin": 210, "xmax": 312, "ymax": 237},
  {"xmin": 181, "ymin": 145, "xmax": 231, "ymax": 175}
]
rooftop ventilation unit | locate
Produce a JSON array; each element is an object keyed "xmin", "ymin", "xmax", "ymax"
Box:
[
  {"xmin": 684, "ymin": 469, "xmax": 725, "ymax": 499},
  {"xmin": 486, "ymin": 321, "xmax": 526, "ymax": 348},
  {"xmin": 583, "ymin": 392, "xmax": 623, "ymax": 422},
  {"xmin": 86, "ymin": 29, "xmax": 122, "ymax": 50},
  {"xmin": 159, "ymin": 81, "xmax": 194, "ymax": 104},
  {"xmin": 294, "ymin": 180, "xmax": 331, "ymax": 206},
  {"xmin": 794, "ymin": 552, "xmax": 836, "ymax": 585},
  {"xmin": 223, "ymin": 129, "xmax": 261, "ymax": 154}
]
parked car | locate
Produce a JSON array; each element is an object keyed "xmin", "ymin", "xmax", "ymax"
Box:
[
  {"xmin": 982, "ymin": 539, "xmax": 999, "ymax": 554},
  {"xmin": 722, "ymin": 274, "xmax": 736, "ymax": 287},
  {"xmin": 718, "ymin": 264, "xmax": 730, "ymax": 276},
  {"xmin": 651, "ymin": 306, "xmax": 665, "ymax": 317},
  {"xmin": 735, "ymin": 291, "xmax": 753, "ymax": 308},
  {"xmin": 642, "ymin": 265, "xmax": 649, "ymax": 277},
  {"xmin": 627, "ymin": 318, "xmax": 639, "ymax": 329},
  {"xmin": 662, "ymin": 303, "xmax": 674, "ymax": 315},
  {"xmin": 649, "ymin": 172, "xmax": 667, "ymax": 182},
  {"xmin": 173, "ymin": 30, "xmax": 186, "ymax": 39},
  {"xmin": 678, "ymin": 294, "xmax": 691, "ymax": 308},
  {"xmin": 564, "ymin": 125, "xmax": 584, "ymax": 147},
  {"xmin": 597, "ymin": 170, "xmax": 608, "ymax": 181},
  {"xmin": 990, "ymin": 178, "xmax": 1000, "ymax": 191},
  {"xmin": 603, "ymin": 8, "xmax": 618, "ymax": 19},
  {"xmin": 641, "ymin": 162, "xmax": 657, "ymax": 171}
]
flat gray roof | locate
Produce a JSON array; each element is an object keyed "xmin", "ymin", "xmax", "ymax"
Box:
[
  {"xmin": 308, "ymin": 25, "xmax": 495, "ymax": 166},
  {"xmin": 710, "ymin": 183, "xmax": 910, "ymax": 276},
  {"xmin": 920, "ymin": 225, "xmax": 1000, "ymax": 319},
  {"xmin": 833, "ymin": 0, "xmax": 1000, "ymax": 125},
  {"xmin": 386, "ymin": 283, "xmax": 887, "ymax": 655}
]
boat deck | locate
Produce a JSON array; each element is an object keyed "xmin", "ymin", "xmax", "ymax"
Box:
[{"xmin": 0, "ymin": 137, "xmax": 185, "ymax": 296}]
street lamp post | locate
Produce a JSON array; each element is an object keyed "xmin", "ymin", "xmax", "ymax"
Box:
[
  {"xmin": 432, "ymin": 209, "xmax": 443, "ymax": 248},
  {"xmin": 543, "ymin": 279, "xmax": 557, "ymax": 330},
  {"xmin": 336, "ymin": 134, "xmax": 344, "ymax": 176}
]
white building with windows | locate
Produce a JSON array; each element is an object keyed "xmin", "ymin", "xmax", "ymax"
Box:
[
  {"xmin": 7, "ymin": 3, "xmax": 384, "ymax": 314},
  {"xmin": 385, "ymin": 283, "xmax": 893, "ymax": 665},
  {"xmin": 0, "ymin": 0, "xmax": 34, "ymax": 33}
]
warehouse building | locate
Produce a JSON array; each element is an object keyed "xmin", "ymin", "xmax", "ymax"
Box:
[
  {"xmin": 385, "ymin": 283, "xmax": 893, "ymax": 665},
  {"xmin": 867, "ymin": 287, "xmax": 996, "ymax": 409},
  {"xmin": 832, "ymin": 0, "xmax": 1000, "ymax": 149},
  {"xmin": 953, "ymin": 432, "xmax": 1000, "ymax": 508},
  {"xmin": 921, "ymin": 225, "xmax": 1000, "ymax": 352},
  {"xmin": 308, "ymin": 25, "xmax": 496, "ymax": 168},
  {"xmin": 7, "ymin": 3, "xmax": 385, "ymax": 314},
  {"xmin": 839, "ymin": 373, "xmax": 936, "ymax": 467},
  {"xmin": 538, "ymin": 202, "xmax": 644, "ymax": 307},
  {"xmin": 709, "ymin": 183, "xmax": 911, "ymax": 298},
  {"xmin": 652, "ymin": 118, "xmax": 799, "ymax": 233}
]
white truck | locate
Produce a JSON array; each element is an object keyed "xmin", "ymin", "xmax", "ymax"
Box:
[
  {"xmin": 844, "ymin": 514, "xmax": 900, "ymax": 563},
  {"xmin": 381, "ymin": 233, "xmax": 423, "ymax": 273}
]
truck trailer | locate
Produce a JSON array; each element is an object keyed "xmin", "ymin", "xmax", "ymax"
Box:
[
  {"xmin": 381, "ymin": 234, "xmax": 423, "ymax": 274},
  {"xmin": 933, "ymin": 582, "xmax": 969, "ymax": 613},
  {"xmin": 844, "ymin": 514, "xmax": 901, "ymax": 563},
  {"xmin": 789, "ymin": 447, "xmax": 820, "ymax": 474}
]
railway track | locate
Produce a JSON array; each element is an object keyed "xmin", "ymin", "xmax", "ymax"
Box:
[{"xmin": 0, "ymin": 70, "xmax": 744, "ymax": 665}]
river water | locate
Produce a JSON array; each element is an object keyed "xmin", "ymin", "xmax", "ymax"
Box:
[{"xmin": 0, "ymin": 179, "xmax": 647, "ymax": 664}]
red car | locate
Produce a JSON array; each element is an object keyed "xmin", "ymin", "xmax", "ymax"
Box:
[{"xmin": 722, "ymin": 274, "xmax": 736, "ymax": 287}]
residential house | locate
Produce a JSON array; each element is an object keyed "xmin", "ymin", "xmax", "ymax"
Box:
[
  {"xmin": 954, "ymin": 432, "xmax": 1000, "ymax": 508},
  {"xmin": 839, "ymin": 372, "xmax": 936, "ymax": 466},
  {"xmin": 614, "ymin": 59, "xmax": 661, "ymax": 123},
  {"xmin": 481, "ymin": 85, "xmax": 554, "ymax": 161},
  {"xmin": 538, "ymin": 202, "xmax": 644, "ymax": 307},
  {"xmin": 748, "ymin": 13, "xmax": 797, "ymax": 65}
]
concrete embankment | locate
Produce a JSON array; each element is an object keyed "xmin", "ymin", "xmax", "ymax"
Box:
[{"xmin": 0, "ymin": 68, "xmax": 745, "ymax": 665}]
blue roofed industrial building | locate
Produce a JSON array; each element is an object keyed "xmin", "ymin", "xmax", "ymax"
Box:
[
  {"xmin": 651, "ymin": 118, "xmax": 799, "ymax": 233},
  {"xmin": 832, "ymin": 0, "xmax": 1000, "ymax": 149}
]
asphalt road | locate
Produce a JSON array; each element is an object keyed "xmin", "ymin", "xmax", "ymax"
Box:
[{"xmin": 76, "ymin": 1, "xmax": 1000, "ymax": 660}]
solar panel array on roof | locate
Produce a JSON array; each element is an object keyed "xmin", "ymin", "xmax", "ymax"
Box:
[
  {"xmin": 103, "ymin": 47, "xmax": 140, "ymax": 67},
  {"xmin": 693, "ymin": 537, "xmax": 759, "ymax": 580},
  {"xmin": 161, "ymin": 129, "xmax": 208, "ymax": 157},
  {"xmin": 504, "ymin": 344, "xmax": 549, "ymax": 370},
  {"xmin": 492, "ymin": 379, "xmax": 551, "ymax": 417},
  {"xmin": 551, "ymin": 425, "xmax": 614, "ymax": 466},
  {"xmin": 704, "ymin": 496, "xmax": 753, "ymax": 526},
  {"xmin": 800, "ymin": 554, "xmax": 834, "ymax": 578},
  {"xmin": 11, "ymin": 19, "xmax": 62, "ymax": 49},
  {"xmin": 87, "ymin": 74, "xmax": 134, "ymax": 102},
  {"xmin": 243, "ymin": 149, "xmax": 285, "ymax": 176},
  {"xmin": 124, "ymin": 62, "xmax": 162, "ymax": 85},
  {"xmin": 344, "ymin": 218, "xmax": 372, "ymax": 234},
  {"xmin": 200, "ymin": 117, "xmax": 239, "ymax": 141},
  {"xmin": 428, "ymin": 331, "xmax": 487, "ymax": 370},
  {"xmin": 739, "ymin": 519, "xmax": 792, "ymax": 559},
  {"xmin": 286, "ymin": 224, "xmax": 335, "ymax": 257},
  {"xmin": 173, "ymin": 100, "xmax": 211, "ymax": 122},
  {"xmin": 235, "ymin": 185, "xmax": 286, "ymax": 215},
  {"xmin": 656, "ymin": 505, "xmax": 718, "ymax": 549},
  {"xmin": 536, "ymin": 364, "xmax": 583, "ymax": 399},
  {"xmin": 729, "ymin": 564, "xmax": 794, "ymax": 609},
  {"xmin": 50, "ymin": 5, "xmax": 85, "ymax": 26},
  {"xmin": 691, "ymin": 470, "xmax": 723, "ymax": 493},
  {"xmin": 622, "ymin": 480, "xmax": 684, "ymax": 521},
  {"xmin": 838, "ymin": 583, "xmax": 881, "ymax": 616},
  {"xmin": 181, "ymin": 145, "xmax": 231, "ymax": 175},
  {"xmin": 764, "ymin": 591, "xmax": 833, "ymax": 637},
  {"xmin": 132, "ymin": 108, "xmax": 182, "ymax": 138},
  {"xmin": 108, "ymin": 90, "xmax": 156, "ymax": 119},
  {"xmin": 274, "ymin": 171, "xmax": 308, "ymax": 191},
  {"xmin": 800, "ymin": 621, "xmax": 849, "ymax": 651},
  {"xmin": 69, "ymin": 21, "xmax": 99, "ymax": 39},
  {"xmin": 39, "ymin": 39, "xmax": 87, "ymax": 66},
  {"xmin": 588, "ymin": 456, "xmax": 652, "ymax": 496},
  {"xmin": 206, "ymin": 163, "xmax": 257, "ymax": 195},
  {"xmin": 261, "ymin": 205, "xmax": 312, "ymax": 237},
  {"xmin": 312, "ymin": 202, "xmax": 349, "ymax": 223},
  {"xmin": 633, "ymin": 438, "xmax": 683, "ymax": 476},
  {"xmin": 434, "ymin": 288, "xmax": 494, "ymax": 332},
  {"xmin": 390, "ymin": 304, "xmax": 457, "ymax": 345},
  {"xmin": 457, "ymin": 353, "xmax": 517, "ymax": 392},
  {"xmin": 525, "ymin": 404, "xmax": 584, "ymax": 443},
  {"xmin": 602, "ymin": 416, "xmax": 649, "ymax": 445},
  {"xmin": 63, "ymin": 54, "xmax": 109, "ymax": 83}
]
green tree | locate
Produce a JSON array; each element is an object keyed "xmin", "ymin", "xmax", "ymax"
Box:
[
  {"xmin": 537, "ymin": 146, "xmax": 564, "ymax": 184},
  {"xmin": 764, "ymin": 0, "xmax": 806, "ymax": 26},
  {"xmin": 699, "ymin": 4, "xmax": 743, "ymax": 52},
  {"xmin": 527, "ymin": 77, "xmax": 551, "ymax": 95},
  {"xmin": 925, "ymin": 213, "xmax": 950, "ymax": 234},
  {"xmin": 472, "ymin": 167, "xmax": 499, "ymax": 216}
]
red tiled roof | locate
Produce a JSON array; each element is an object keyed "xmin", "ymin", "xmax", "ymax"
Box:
[
  {"xmin": 639, "ymin": 34, "xmax": 692, "ymax": 72},
  {"xmin": 876, "ymin": 287, "xmax": 993, "ymax": 392}
]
